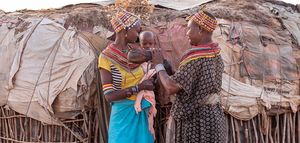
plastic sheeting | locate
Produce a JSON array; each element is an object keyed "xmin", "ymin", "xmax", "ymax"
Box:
[
  {"xmin": 263, "ymin": 2, "xmax": 300, "ymax": 46},
  {"xmin": 221, "ymin": 73, "xmax": 300, "ymax": 120},
  {"xmin": 227, "ymin": 22, "xmax": 299, "ymax": 80},
  {"xmin": 0, "ymin": 18, "xmax": 101, "ymax": 125},
  {"xmin": 147, "ymin": 19, "xmax": 300, "ymax": 121}
]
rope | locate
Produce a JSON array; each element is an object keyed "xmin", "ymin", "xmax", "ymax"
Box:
[
  {"xmin": 256, "ymin": 24, "xmax": 265, "ymax": 99},
  {"xmin": 224, "ymin": 60, "xmax": 243, "ymax": 67},
  {"xmin": 5, "ymin": 17, "xmax": 44, "ymax": 106},
  {"xmin": 21, "ymin": 17, "xmax": 51, "ymax": 116},
  {"xmin": 224, "ymin": 20, "xmax": 235, "ymax": 111},
  {"xmin": 19, "ymin": 23, "xmax": 86, "ymax": 142}
]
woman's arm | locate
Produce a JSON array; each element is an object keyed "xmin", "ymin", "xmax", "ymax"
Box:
[
  {"xmin": 100, "ymin": 69, "xmax": 132, "ymax": 102},
  {"xmin": 150, "ymin": 48, "xmax": 182, "ymax": 95},
  {"xmin": 157, "ymin": 70, "xmax": 181, "ymax": 95},
  {"xmin": 100, "ymin": 69, "xmax": 155, "ymax": 102}
]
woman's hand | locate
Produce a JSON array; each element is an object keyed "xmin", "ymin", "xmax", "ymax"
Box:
[
  {"xmin": 151, "ymin": 48, "xmax": 164, "ymax": 66},
  {"xmin": 138, "ymin": 79, "xmax": 155, "ymax": 91}
]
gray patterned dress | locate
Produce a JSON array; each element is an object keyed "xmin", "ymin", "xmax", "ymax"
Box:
[{"xmin": 170, "ymin": 54, "xmax": 227, "ymax": 143}]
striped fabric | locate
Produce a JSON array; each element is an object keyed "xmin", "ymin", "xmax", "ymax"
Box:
[
  {"xmin": 101, "ymin": 65, "xmax": 122, "ymax": 95},
  {"xmin": 110, "ymin": 65, "xmax": 122, "ymax": 90}
]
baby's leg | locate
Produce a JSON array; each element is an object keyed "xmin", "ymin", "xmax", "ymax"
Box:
[
  {"xmin": 148, "ymin": 109, "xmax": 156, "ymax": 140},
  {"xmin": 134, "ymin": 92, "xmax": 144, "ymax": 113}
]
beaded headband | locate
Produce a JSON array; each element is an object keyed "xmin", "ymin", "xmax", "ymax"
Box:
[
  {"xmin": 111, "ymin": 10, "xmax": 140, "ymax": 33},
  {"xmin": 188, "ymin": 11, "xmax": 217, "ymax": 32}
]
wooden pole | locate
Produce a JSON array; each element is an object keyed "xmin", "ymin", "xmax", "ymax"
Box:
[
  {"xmin": 282, "ymin": 113, "xmax": 287, "ymax": 143},
  {"xmin": 287, "ymin": 113, "xmax": 291, "ymax": 143},
  {"xmin": 231, "ymin": 116, "xmax": 236, "ymax": 143},
  {"xmin": 292, "ymin": 113, "xmax": 296, "ymax": 143}
]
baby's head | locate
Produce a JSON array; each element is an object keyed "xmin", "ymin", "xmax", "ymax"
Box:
[{"xmin": 139, "ymin": 31, "xmax": 155, "ymax": 50}]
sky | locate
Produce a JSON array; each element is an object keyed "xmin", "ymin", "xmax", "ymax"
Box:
[
  {"xmin": 0, "ymin": 0, "xmax": 99, "ymax": 12},
  {"xmin": 0, "ymin": 0, "xmax": 299, "ymax": 12},
  {"xmin": 281, "ymin": 0, "xmax": 300, "ymax": 5}
]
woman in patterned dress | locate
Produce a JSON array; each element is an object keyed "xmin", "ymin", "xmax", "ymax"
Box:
[
  {"xmin": 98, "ymin": 10, "xmax": 155, "ymax": 143},
  {"xmin": 152, "ymin": 11, "xmax": 227, "ymax": 143}
]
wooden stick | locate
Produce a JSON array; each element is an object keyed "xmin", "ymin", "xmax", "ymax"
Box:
[
  {"xmin": 38, "ymin": 120, "xmax": 42, "ymax": 141},
  {"xmin": 269, "ymin": 118, "xmax": 274, "ymax": 143},
  {"xmin": 49, "ymin": 125, "xmax": 52, "ymax": 142},
  {"xmin": 275, "ymin": 114, "xmax": 279, "ymax": 143},
  {"xmin": 252, "ymin": 118, "xmax": 259, "ymax": 143},
  {"xmin": 53, "ymin": 125, "xmax": 57, "ymax": 142},
  {"xmin": 7, "ymin": 109, "xmax": 12, "ymax": 139},
  {"xmin": 11, "ymin": 110, "xmax": 15, "ymax": 140},
  {"xmin": 288, "ymin": 113, "xmax": 293, "ymax": 143},
  {"xmin": 2, "ymin": 108, "xmax": 6, "ymax": 141},
  {"xmin": 245, "ymin": 123, "xmax": 249, "ymax": 143},
  {"xmin": 0, "ymin": 108, "xmax": 2, "ymax": 141},
  {"xmin": 0, "ymin": 115, "xmax": 27, "ymax": 119},
  {"xmin": 234, "ymin": 118, "xmax": 241, "ymax": 143},
  {"xmin": 53, "ymin": 125, "xmax": 56, "ymax": 142},
  {"xmin": 12, "ymin": 111, "xmax": 17, "ymax": 140},
  {"xmin": 60, "ymin": 126, "xmax": 63, "ymax": 142},
  {"xmin": 82, "ymin": 112, "xmax": 88, "ymax": 133},
  {"xmin": 13, "ymin": 111, "xmax": 17, "ymax": 141},
  {"xmin": 1, "ymin": 109, "xmax": 4, "ymax": 143},
  {"xmin": 1, "ymin": 108, "xmax": 9, "ymax": 141},
  {"xmin": 62, "ymin": 119, "xmax": 85, "ymax": 123},
  {"xmin": 298, "ymin": 112, "xmax": 300, "ymax": 143},
  {"xmin": 231, "ymin": 116, "xmax": 236, "ymax": 143},
  {"xmin": 283, "ymin": 113, "xmax": 287, "ymax": 143},
  {"xmin": 46, "ymin": 125, "xmax": 49, "ymax": 142},
  {"xmin": 44, "ymin": 124, "xmax": 47, "ymax": 142},
  {"xmin": 48, "ymin": 125, "xmax": 51, "ymax": 142},
  {"xmin": 24, "ymin": 118, "xmax": 28, "ymax": 142},
  {"xmin": 62, "ymin": 126, "xmax": 65, "ymax": 142},
  {"xmin": 94, "ymin": 116, "xmax": 99, "ymax": 143},
  {"xmin": 66, "ymin": 124, "xmax": 70, "ymax": 142},
  {"xmin": 265, "ymin": 117, "xmax": 269, "ymax": 143},
  {"xmin": 0, "ymin": 136, "xmax": 32, "ymax": 142},
  {"xmin": 19, "ymin": 115, "xmax": 24, "ymax": 141},
  {"xmin": 17, "ymin": 115, "xmax": 20, "ymax": 142},
  {"xmin": 88, "ymin": 111, "xmax": 92, "ymax": 143},
  {"xmin": 6, "ymin": 109, "xmax": 9, "ymax": 140},
  {"xmin": 50, "ymin": 125, "xmax": 53, "ymax": 142},
  {"xmin": 287, "ymin": 113, "xmax": 291, "ymax": 143},
  {"xmin": 33, "ymin": 120, "xmax": 37, "ymax": 142},
  {"xmin": 70, "ymin": 124, "xmax": 74, "ymax": 142},
  {"xmin": 22, "ymin": 116, "xmax": 25, "ymax": 141},
  {"xmin": 8, "ymin": 109, "xmax": 14, "ymax": 139},
  {"xmin": 258, "ymin": 115, "xmax": 265, "ymax": 143},
  {"xmin": 29, "ymin": 118, "xmax": 32, "ymax": 142},
  {"xmin": 69, "ymin": 124, "xmax": 72, "ymax": 142},
  {"xmin": 292, "ymin": 113, "xmax": 296, "ymax": 143},
  {"xmin": 226, "ymin": 115, "xmax": 232, "ymax": 143},
  {"xmin": 248, "ymin": 121, "xmax": 252, "ymax": 143}
]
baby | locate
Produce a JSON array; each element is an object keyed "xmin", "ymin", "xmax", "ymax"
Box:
[
  {"xmin": 134, "ymin": 31, "xmax": 157, "ymax": 139},
  {"xmin": 139, "ymin": 31, "xmax": 154, "ymax": 50}
]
